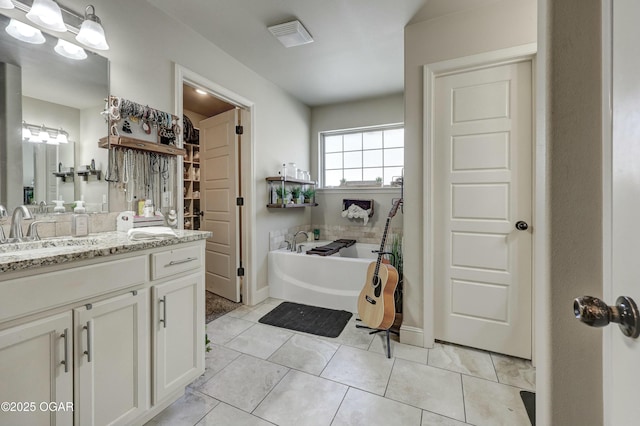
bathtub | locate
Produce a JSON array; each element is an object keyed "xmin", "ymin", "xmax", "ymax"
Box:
[{"xmin": 268, "ymin": 241, "xmax": 379, "ymax": 313}]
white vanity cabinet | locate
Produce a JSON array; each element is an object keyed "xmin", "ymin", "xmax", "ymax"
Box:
[
  {"xmin": 152, "ymin": 273, "xmax": 204, "ymax": 402},
  {"xmin": 0, "ymin": 237, "xmax": 207, "ymax": 426},
  {"xmin": 74, "ymin": 289, "xmax": 149, "ymax": 426},
  {"xmin": 0, "ymin": 312, "xmax": 73, "ymax": 426},
  {"xmin": 150, "ymin": 244, "xmax": 205, "ymax": 403}
]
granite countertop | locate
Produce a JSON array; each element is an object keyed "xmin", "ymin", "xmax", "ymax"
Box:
[{"xmin": 0, "ymin": 230, "xmax": 212, "ymax": 274}]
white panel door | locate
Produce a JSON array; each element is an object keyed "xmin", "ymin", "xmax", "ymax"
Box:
[
  {"xmin": 201, "ymin": 109, "xmax": 241, "ymax": 302},
  {"xmin": 434, "ymin": 61, "xmax": 533, "ymax": 358},
  {"xmin": 605, "ymin": 0, "xmax": 640, "ymax": 422},
  {"xmin": 75, "ymin": 290, "xmax": 149, "ymax": 426}
]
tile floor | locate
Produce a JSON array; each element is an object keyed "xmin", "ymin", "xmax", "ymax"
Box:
[{"xmin": 146, "ymin": 298, "xmax": 535, "ymax": 426}]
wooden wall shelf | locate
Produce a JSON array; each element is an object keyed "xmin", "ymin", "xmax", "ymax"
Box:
[{"xmin": 99, "ymin": 136, "xmax": 186, "ymax": 156}]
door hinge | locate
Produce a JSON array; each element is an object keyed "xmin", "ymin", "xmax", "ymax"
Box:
[
  {"xmin": 235, "ymin": 125, "xmax": 243, "ymax": 135},
  {"xmin": 236, "ymin": 197, "xmax": 244, "ymax": 206},
  {"xmin": 237, "ymin": 266, "xmax": 245, "ymax": 277}
]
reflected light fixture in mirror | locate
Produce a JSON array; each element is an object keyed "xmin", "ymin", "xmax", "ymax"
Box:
[
  {"xmin": 22, "ymin": 122, "xmax": 69, "ymax": 145},
  {"xmin": 26, "ymin": 0, "xmax": 66, "ymax": 32},
  {"xmin": 76, "ymin": 5, "xmax": 108, "ymax": 50},
  {"xmin": 5, "ymin": 18, "xmax": 44, "ymax": 43},
  {"xmin": 54, "ymin": 38, "xmax": 86, "ymax": 60},
  {"xmin": 22, "ymin": 121, "xmax": 32, "ymax": 139},
  {"xmin": 0, "ymin": 0, "xmax": 14, "ymax": 10}
]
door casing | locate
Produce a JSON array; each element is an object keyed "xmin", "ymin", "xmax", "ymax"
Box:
[{"xmin": 174, "ymin": 64, "xmax": 256, "ymax": 305}]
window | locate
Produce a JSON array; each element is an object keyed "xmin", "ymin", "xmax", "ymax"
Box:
[{"xmin": 321, "ymin": 125, "xmax": 404, "ymax": 187}]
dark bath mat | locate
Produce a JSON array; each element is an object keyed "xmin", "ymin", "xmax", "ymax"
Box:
[
  {"xmin": 258, "ymin": 301, "xmax": 352, "ymax": 338},
  {"xmin": 520, "ymin": 390, "xmax": 535, "ymax": 425}
]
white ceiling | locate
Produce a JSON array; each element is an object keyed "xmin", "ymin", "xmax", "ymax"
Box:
[{"xmin": 147, "ymin": 0, "xmax": 503, "ymax": 107}]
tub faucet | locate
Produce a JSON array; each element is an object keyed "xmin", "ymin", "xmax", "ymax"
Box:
[
  {"xmin": 291, "ymin": 231, "xmax": 309, "ymax": 252},
  {"xmin": 9, "ymin": 205, "xmax": 34, "ymax": 241}
]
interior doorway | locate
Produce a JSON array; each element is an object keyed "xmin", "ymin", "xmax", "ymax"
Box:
[{"xmin": 176, "ymin": 66, "xmax": 254, "ymax": 305}]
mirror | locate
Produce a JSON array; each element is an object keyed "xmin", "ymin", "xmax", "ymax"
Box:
[{"xmin": 0, "ymin": 12, "xmax": 109, "ymax": 213}]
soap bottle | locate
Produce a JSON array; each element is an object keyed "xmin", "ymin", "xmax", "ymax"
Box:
[
  {"xmin": 53, "ymin": 199, "xmax": 65, "ymax": 213},
  {"xmin": 72, "ymin": 200, "xmax": 89, "ymax": 237}
]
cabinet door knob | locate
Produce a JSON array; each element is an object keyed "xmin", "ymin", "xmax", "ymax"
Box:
[{"xmin": 574, "ymin": 295, "xmax": 640, "ymax": 338}]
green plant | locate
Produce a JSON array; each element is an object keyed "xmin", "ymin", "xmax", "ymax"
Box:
[
  {"xmin": 375, "ymin": 176, "xmax": 383, "ymax": 184},
  {"xmin": 290, "ymin": 186, "xmax": 302, "ymax": 200},
  {"xmin": 275, "ymin": 186, "xmax": 290, "ymax": 199},
  {"xmin": 340, "ymin": 178, "xmax": 347, "ymax": 186},
  {"xmin": 388, "ymin": 234, "xmax": 403, "ymax": 279},
  {"xmin": 302, "ymin": 188, "xmax": 315, "ymax": 202},
  {"xmin": 205, "ymin": 333, "xmax": 212, "ymax": 353},
  {"xmin": 388, "ymin": 233, "xmax": 403, "ymax": 314}
]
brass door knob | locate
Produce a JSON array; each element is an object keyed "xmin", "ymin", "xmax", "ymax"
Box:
[{"xmin": 574, "ymin": 295, "xmax": 640, "ymax": 338}]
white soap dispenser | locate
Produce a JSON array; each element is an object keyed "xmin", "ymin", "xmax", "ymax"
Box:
[
  {"xmin": 72, "ymin": 200, "xmax": 89, "ymax": 237},
  {"xmin": 53, "ymin": 199, "xmax": 65, "ymax": 213}
]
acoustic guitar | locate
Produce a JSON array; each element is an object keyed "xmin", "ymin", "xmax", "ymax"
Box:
[{"xmin": 357, "ymin": 198, "xmax": 402, "ymax": 330}]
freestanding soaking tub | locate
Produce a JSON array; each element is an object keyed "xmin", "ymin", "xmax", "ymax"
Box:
[{"xmin": 267, "ymin": 241, "xmax": 379, "ymax": 312}]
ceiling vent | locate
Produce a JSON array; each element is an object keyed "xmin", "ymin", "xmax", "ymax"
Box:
[{"xmin": 268, "ymin": 20, "xmax": 313, "ymax": 48}]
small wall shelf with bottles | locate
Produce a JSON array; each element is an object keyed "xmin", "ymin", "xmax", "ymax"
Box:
[
  {"xmin": 183, "ymin": 142, "xmax": 201, "ymax": 230},
  {"xmin": 266, "ymin": 176, "xmax": 318, "ymax": 208}
]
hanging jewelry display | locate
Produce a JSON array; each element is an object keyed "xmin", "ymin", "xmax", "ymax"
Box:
[{"xmin": 100, "ymin": 95, "xmax": 184, "ymax": 217}]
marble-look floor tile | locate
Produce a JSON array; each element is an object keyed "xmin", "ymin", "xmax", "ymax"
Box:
[
  {"xmin": 198, "ymin": 354, "xmax": 288, "ymax": 412},
  {"xmin": 491, "ymin": 353, "xmax": 536, "ymax": 391},
  {"xmin": 462, "ymin": 375, "xmax": 530, "ymax": 426},
  {"xmin": 421, "ymin": 411, "xmax": 469, "ymax": 426},
  {"xmin": 189, "ymin": 344, "xmax": 241, "ymax": 389},
  {"xmin": 369, "ymin": 334, "xmax": 428, "ymax": 364},
  {"xmin": 386, "ymin": 358, "xmax": 465, "ymax": 421},
  {"xmin": 196, "ymin": 402, "xmax": 275, "ymax": 426},
  {"xmin": 319, "ymin": 317, "xmax": 375, "ymax": 350},
  {"xmin": 332, "ymin": 387, "xmax": 422, "ymax": 426},
  {"xmin": 225, "ymin": 305, "xmax": 256, "ymax": 318},
  {"xmin": 225, "ymin": 323, "xmax": 293, "ymax": 359},
  {"xmin": 321, "ymin": 345, "xmax": 394, "ymax": 395},
  {"xmin": 428, "ymin": 343, "xmax": 497, "ymax": 382},
  {"xmin": 253, "ymin": 369, "xmax": 348, "ymax": 426},
  {"xmin": 268, "ymin": 333, "xmax": 339, "ymax": 375},
  {"xmin": 206, "ymin": 315, "xmax": 254, "ymax": 345},
  {"xmin": 144, "ymin": 389, "xmax": 218, "ymax": 426}
]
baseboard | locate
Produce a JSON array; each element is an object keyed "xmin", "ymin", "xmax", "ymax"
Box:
[
  {"xmin": 252, "ymin": 285, "xmax": 270, "ymax": 306},
  {"xmin": 399, "ymin": 324, "xmax": 425, "ymax": 347}
]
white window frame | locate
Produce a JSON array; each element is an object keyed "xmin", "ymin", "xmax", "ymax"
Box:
[{"xmin": 319, "ymin": 123, "xmax": 404, "ymax": 189}]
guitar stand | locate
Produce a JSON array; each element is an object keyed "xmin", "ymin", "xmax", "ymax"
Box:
[{"xmin": 355, "ymin": 319, "xmax": 399, "ymax": 359}]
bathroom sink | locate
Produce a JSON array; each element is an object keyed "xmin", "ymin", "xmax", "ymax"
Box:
[{"xmin": 0, "ymin": 236, "xmax": 100, "ymax": 254}]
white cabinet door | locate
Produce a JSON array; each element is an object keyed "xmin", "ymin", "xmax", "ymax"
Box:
[
  {"xmin": 153, "ymin": 272, "xmax": 205, "ymax": 402},
  {"xmin": 0, "ymin": 311, "xmax": 73, "ymax": 426},
  {"xmin": 74, "ymin": 289, "xmax": 149, "ymax": 426}
]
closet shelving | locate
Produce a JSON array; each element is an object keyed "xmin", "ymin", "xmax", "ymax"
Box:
[{"xmin": 183, "ymin": 142, "xmax": 201, "ymax": 230}]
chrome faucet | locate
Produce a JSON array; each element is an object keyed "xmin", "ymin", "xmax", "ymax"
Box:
[
  {"xmin": 0, "ymin": 204, "xmax": 7, "ymax": 242},
  {"xmin": 9, "ymin": 205, "xmax": 34, "ymax": 241},
  {"xmin": 27, "ymin": 220, "xmax": 56, "ymax": 241},
  {"xmin": 291, "ymin": 231, "xmax": 309, "ymax": 252}
]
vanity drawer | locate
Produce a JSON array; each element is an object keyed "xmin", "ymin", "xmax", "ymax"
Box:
[
  {"xmin": 151, "ymin": 244, "xmax": 202, "ymax": 280},
  {"xmin": 0, "ymin": 255, "xmax": 148, "ymax": 324}
]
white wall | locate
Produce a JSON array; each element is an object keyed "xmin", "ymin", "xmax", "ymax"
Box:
[
  {"xmin": 310, "ymin": 93, "xmax": 404, "ymax": 236},
  {"xmin": 539, "ymin": 1, "xmax": 603, "ymax": 424},
  {"xmin": 403, "ymin": 0, "xmax": 536, "ymax": 341},
  {"xmin": 49, "ymin": 0, "xmax": 311, "ymax": 296},
  {"xmin": 79, "ymin": 104, "xmax": 108, "ymax": 210}
]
